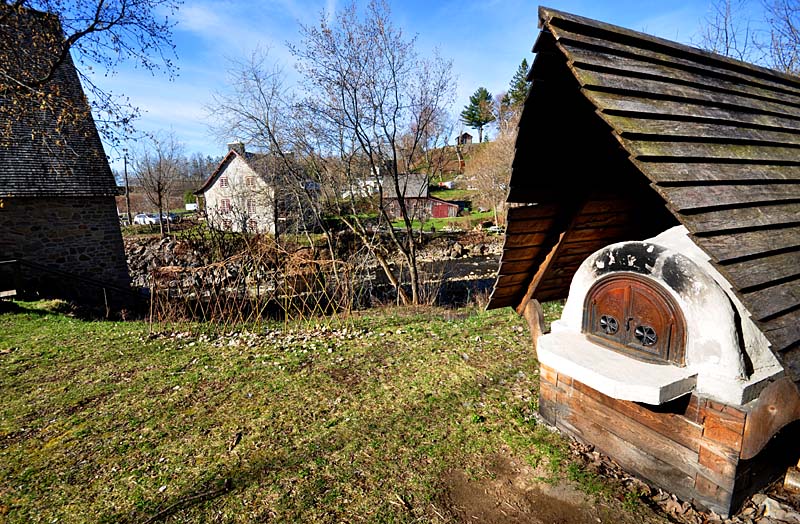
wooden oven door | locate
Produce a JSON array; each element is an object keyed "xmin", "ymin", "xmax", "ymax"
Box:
[{"xmin": 583, "ymin": 274, "xmax": 686, "ymax": 366}]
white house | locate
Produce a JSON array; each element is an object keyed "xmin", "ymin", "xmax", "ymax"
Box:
[{"xmin": 195, "ymin": 143, "xmax": 283, "ymax": 234}]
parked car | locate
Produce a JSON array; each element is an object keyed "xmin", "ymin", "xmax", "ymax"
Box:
[
  {"xmin": 132, "ymin": 213, "xmax": 159, "ymax": 225},
  {"xmin": 160, "ymin": 212, "xmax": 182, "ymax": 224}
]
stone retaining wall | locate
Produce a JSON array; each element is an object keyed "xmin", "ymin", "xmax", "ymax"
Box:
[{"xmin": 0, "ymin": 196, "xmax": 131, "ymax": 294}]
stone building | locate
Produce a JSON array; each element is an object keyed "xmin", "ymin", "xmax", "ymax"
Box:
[
  {"xmin": 195, "ymin": 142, "xmax": 278, "ymax": 233},
  {"xmin": 0, "ymin": 9, "xmax": 131, "ymax": 302},
  {"xmin": 196, "ymin": 142, "xmax": 319, "ymax": 235}
]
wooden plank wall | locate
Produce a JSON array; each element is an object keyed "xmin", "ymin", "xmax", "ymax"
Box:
[
  {"xmin": 491, "ymin": 8, "xmax": 800, "ymax": 381},
  {"xmin": 488, "ymin": 30, "xmax": 679, "ymax": 310},
  {"xmin": 540, "ymin": 364, "xmax": 748, "ymax": 516}
]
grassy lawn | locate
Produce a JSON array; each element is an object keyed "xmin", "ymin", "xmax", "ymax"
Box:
[
  {"xmin": 0, "ymin": 300, "xmax": 660, "ymax": 523},
  {"xmin": 428, "ymin": 189, "xmax": 476, "ymax": 201},
  {"xmin": 392, "ymin": 211, "xmax": 496, "ymax": 232}
]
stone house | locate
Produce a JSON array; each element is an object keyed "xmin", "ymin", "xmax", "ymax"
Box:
[
  {"xmin": 0, "ymin": 9, "xmax": 131, "ymax": 302},
  {"xmin": 195, "ymin": 143, "xmax": 316, "ymax": 234}
]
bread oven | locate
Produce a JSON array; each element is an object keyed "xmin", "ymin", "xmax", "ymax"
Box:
[
  {"xmin": 535, "ymin": 227, "xmax": 800, "ymax": 517},
  {"xmin": 540, "ymin": 227, "xmax": 783, "ymax": 408},
  {"xmin": 488, "ymin": 7, "xmax": 800, "ymax": 517}
]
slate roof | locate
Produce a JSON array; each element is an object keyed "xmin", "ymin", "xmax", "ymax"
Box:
[
  {"xmin": 0, "ymin": 9, "xmax": 117, "ymax": 198},
  {"xmin": 489, "ymin": 7, "xmax": 800, "ymax": 379}
]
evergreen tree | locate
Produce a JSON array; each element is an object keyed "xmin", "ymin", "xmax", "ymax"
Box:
[
  {"xmin": 460, "ymin": 86, "xmax": 496, "ymax": 142},
  {"xmin": 507, "ymin": 58, "xmax": 530, "ymax": 108}
]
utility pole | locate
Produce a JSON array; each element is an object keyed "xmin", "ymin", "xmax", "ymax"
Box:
[{"xmin": 123, "ymin": 149, "xmax": 132, "ymax": 225}]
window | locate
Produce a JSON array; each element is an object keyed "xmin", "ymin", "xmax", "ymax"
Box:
[
  {"xmin": 247, "ymin": 219, "xmax": 258, "ymax": 232},
  {"xmin": 246, "ymin": 199, "xmax": 256, "ymax": 214},
  {"xmin": 222, "ymin": 219, "xmax": 232, "ymax": 230},
  {"xmin": 245, "ymin": 176, "xmax": 255, "ymax": 188},
  {"xmin": 220, "ymin": 176, "xmax": 229, "ymax": 188},
  {"xmin": 220, "ymin": 198, "xmax": 231, "ymax": 214},
  {"xmin": 582, "ymin": 274, "xmax": 686, "ymax": 366}
]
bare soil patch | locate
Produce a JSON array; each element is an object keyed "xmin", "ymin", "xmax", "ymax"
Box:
[{"xmin": 441, "ymin": 452, "xmax": 667, "ymax": 524}]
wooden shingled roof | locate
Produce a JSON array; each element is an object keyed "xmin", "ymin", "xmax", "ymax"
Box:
[
  {"xmin": 488, "ymin": 7, "xmax": 800, "ymax": 379},
  {"xmin": 0, "ymin": 9, "xmax": 117, "ymax": 198}
]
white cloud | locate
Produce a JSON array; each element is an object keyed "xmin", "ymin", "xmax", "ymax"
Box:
[
  {"xmin": 177, "ymin": 4, "xmax": 222, "ymax": 33},
  {"xmin": 325, "ymin": 0, "xmax": 337, "ymax": 22}
]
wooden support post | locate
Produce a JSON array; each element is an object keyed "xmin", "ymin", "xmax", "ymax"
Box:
[
  {"xmin": 515, "ymin": 231, "xmax": 566, "ymax": 317},
  {"xmin": 514, "ymin": 229, "xmax": 568, "ymax": 357},
  {"xmin": 521, "ymin": 299, "xmax": 545, "ymax": 357},
  {"xmin": 741, "ymin": 377, "xmax": 800, "ymax": 460}
]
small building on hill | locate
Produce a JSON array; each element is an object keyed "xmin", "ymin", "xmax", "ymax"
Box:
[
  {"xmin": 490, "ymin": 7, "xmax": 800, "ymax": 517},
  {"xmin": 456, "ymin": 132, "xmax": 473, "ymax": 145},
  {"xmin": 0, "ymin": 8, "xmax": 130, "ymax": 303}
]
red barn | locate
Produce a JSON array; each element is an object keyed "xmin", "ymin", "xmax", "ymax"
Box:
[{"xmin": 430, "ymin": 197, "xmax": 459, "ymax": 218}]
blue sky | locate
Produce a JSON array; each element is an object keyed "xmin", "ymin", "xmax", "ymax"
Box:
[{"xmin": 95, "ymin": 0, "xmax": 726, "ymax": 167}]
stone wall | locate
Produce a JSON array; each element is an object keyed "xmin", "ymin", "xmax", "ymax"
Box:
[{"xmin": 0, "ymin": 196, "xmax": 131, "ymax": 298}]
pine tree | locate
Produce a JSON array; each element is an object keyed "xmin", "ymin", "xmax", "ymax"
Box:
[
  {"xmin": 507, "ymin": 58, "xmax": 530, "ymax": 108},
  {"xmin": 460, "ymin": 87, "xmax": 496, "ymax": 142}
]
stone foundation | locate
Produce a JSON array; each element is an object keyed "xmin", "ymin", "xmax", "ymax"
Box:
[{"xmin": 0, "ymin": 196, "xmax": 131, "ymax": 300}]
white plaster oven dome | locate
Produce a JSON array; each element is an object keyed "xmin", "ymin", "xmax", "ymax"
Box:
[{"xmin": 539, "ymin": 226, "xmax": 784, "ymax": 406}]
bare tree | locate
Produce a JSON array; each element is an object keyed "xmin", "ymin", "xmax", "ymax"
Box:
[
  {"xmin": 209, "ymin": 48, "xmax": 328, "ymax": 249},
  {"xmin": 697, "ymin": 0, "xmax": 800, "ymax": 74},
  {"xmin": 1, "ymin": 1, "xmax": 180, "ymax": 149},
  {"xmin": 464, "ymin": 113, "xmax": 518, "ymax": 226},
  {"xmin": 764, "ymin": 0, "xmax": 800, "ymax": 73},
  {"xmin": 291, "ymin": 0, "xmax": 455, "ymax": 305},
  {"xmin": 697, "ymin": 0, "xmax": 757, "ymax": 61},
  {"xmin": 414, "ymin": 106, "xmax": 456, "ymax": 184},
  {"xmin": 133, "ymin": 132, "xmax": 185, "ymax": 237},
  {"xmin": 187, "ymin": 153, "xmax": 221, "ymax": 187}
]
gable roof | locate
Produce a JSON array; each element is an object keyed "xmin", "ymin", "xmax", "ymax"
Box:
[
  {"xmin": 428, "ymin": 196, "xmax": 459, "ymax": 207},
  {"xmin": 195, "ymin": 149, "xmax": 278, "ymax": 195},
  {"xmin": 195, "ymin": 150, "xmax": 239, "ymax": 195},
  {"xmin": 382, "ymin": 173, "xmax": 429, "ymax": 199},
  {"xmin": 0, "ymin": 9, "xmax": 117, "ymax": 197},
  {"xmin": 489, "ymin": 7, "xmax": 800, "ymax": 380}
]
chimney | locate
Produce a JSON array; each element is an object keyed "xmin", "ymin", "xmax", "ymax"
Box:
[{"xmin": 227, "ymin": 141, "xmax": 245, "ymax": 156}]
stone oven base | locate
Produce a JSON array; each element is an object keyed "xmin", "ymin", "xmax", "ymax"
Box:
[{"xmin": 539, "ymin": 364, "xmax": 800, "ymax": 517}]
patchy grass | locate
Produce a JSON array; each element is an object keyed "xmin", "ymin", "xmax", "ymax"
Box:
[
  {"xmin": 0, "ymin": 300, "xmax": 648, "ymax": 523},
  {"xmin": 428, "ymin": 188, "xmax": 476, "ymax": 201},
  {"xmin": 392, "ymin": 211, "xmax": 496, "ymax": 232}
]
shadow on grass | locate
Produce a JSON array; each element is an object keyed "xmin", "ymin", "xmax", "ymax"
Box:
[
  {"xmin": 0, "ymin": 298, "xmax": 144, "ymax": 321},
  {"xmin": 0, "ymin": 299, "xmax": 53, "ymax": 316},
  {"xmin": 105, "ymin": 361, "xmax": 547, "ymax": 524}
]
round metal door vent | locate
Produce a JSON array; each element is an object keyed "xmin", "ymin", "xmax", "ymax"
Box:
[
  {"xmin": 599, "ymin": 315, "xmax": 619, "ymax": 334},
  {"xmin": 634, "ymin": 325, "xmax": 658, "ymax": 346}
]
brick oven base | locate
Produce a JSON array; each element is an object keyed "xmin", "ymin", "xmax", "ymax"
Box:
[{"xmin": 539, "ymin": 364, "xmax": 800, "ymax": 517}]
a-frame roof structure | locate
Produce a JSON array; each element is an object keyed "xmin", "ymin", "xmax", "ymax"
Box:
[
  {"xmin": 0, "ymin": 9, "xmax": 117, "ymax": 198},
  {"xmin": 489, "ymin": 7, "xmax": 800, "ymax": 380}
]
